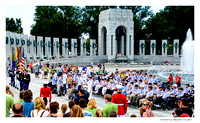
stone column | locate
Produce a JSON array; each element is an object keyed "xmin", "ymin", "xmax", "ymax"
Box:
[
  {"xmin": 150, "ymin": 40, "xmax": 156, "ymax": 55},
  {"xmin": 6, "ymin": 31, "xmax": 11, "ymax": 64},
  {"xmin": 62, "ymin": 38, "xmax": 68, "ymax": 58},
  {"xmin": 71, "ymin": 39, "xmax": 77, "ymax": 56},
  {"xmin": 121, "ymin": 36, "xmax": 124, "ymax": 55},
  {"xmin": 80, "ymin": 37, "xmax": 86, "ymax": 56},
  {"xmin": 55, "ymin": 40, "xmax": 60, "ymax": 59},
  {"xmin": 26, "ymin": 36, "xmax": 32, "ymax": 62},
  {"xmin": 139, "ymin": 40, "xmax": 145, "ymax": 55},
  {"xmin": 37, "ymin": 36, "xmax": 43, "ymax": 60},
  {"xmin": 30, "ymin": 35, "xmax": 36, "ymax": 61},
  {"xmin": 90, "ymin": 39, "xmax": 93, "ymax": 56},
  {"xmin": 173, "ymin": 39, "xmax": 179, "ymax": 57},
  {"xmin": 22, "ymin": 35, "xmax": 28, "ymax": 62},
  {"xmin": 53, "ymin": 38, "xmax": 58, "ymax": 58},
  {"xmin": 162, "ymin": 40, "xmax": 167, "ymax": 56},
  {"xmin": 45, "ymin": 37, "xmax": 51, "ymax": 60}
]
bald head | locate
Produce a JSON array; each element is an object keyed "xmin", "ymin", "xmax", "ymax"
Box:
[{"xmin": 13, "ymin": 103, "xmax": 23, "ymax": 115}]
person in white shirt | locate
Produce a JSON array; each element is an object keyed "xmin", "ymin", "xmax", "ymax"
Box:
[
  {"xmin": 87, "ymin": 76, "xmax": 93, "ymax": 100},
  {"xmin": 31, "ymin": 97, "xmax": 49, "ymax": 117},
  {"xmin": 155, "ymin": 87, "xmax": 165, "ymax": 106},
  {"xmin": 139, "ymin": 86, "xmax": 153, "ymax": 107},
  {"xmin": 127, "ymin": 84, "xmax": 139, "ymax": 104},
  {"xmin": 62, "ymin": 71, "xmax": 67, "ymax": 95},
  {"xmin": 152, "ymin": 85, "xmax": 159, "ymax": 95},
  {"xmin": 171, "ymin": 84, "xmax": 179, "ymax": 96},
  {"xmin": 136, "ymin": 85, "xmax": 146, "ymax": 107},
  {"xmin": 183, "ymin": 84, "xmax": 190, "ymax": 94}
]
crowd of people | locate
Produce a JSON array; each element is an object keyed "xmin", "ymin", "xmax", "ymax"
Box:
[{"xmin": 6, "ymin": 62, "xmax": 194, "ymax": 118}]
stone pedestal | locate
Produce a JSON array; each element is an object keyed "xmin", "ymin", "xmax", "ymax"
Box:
[
  {"xmin": 71, "ymin": 39, "xmax": 77, "ymax": 56},
  {"xmin": 37, "ymin": 36, "xmax": 43, "ymax": 60},
  {"xmin": 45, "ymin": 37, "xmax": 51, "ymax": 60},
  {"xmin": 80, "ymin": 37, "xmax": 86, "ymax": 56},
  {"xmin": 162, "ymin": 40, "xmax": 167, "ymax": 56},
  {"xmin": 139, "ymin": 40, "xmax": 145, "ymax": 55},
  {"xmin": 62, "ymin": 38, "xmax": 68, "ymax": 58},
  {"xmin": 173, "ymin": 39, "xmax": 179, "ymax": 57},
  {"xmin": 150, "ymin": 40, "xmax": 156, "ymax": 55}
]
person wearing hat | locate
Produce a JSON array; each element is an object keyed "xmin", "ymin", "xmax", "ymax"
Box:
[
  {"xmin": 187, "ymin": 85, "xmax": 194, "ymax": 105},
  {"xmin": 87, "ymin": 76, "xmax": 93, "ymax": 100},
  {"xmin": 183, "ymin": 84, "xmax": 190, "ymax": 94},
  {"xmin": 155, "ymin": 87, "xmax": 164, "ymax": 107},
  {"xmin": 76, "ymin": 73, "xmax": 83, "ymax": 91},
  {"xmin": 175, "ymin": 87, "xmax": 184, "ymax": 100},
  {"xmin": 40, "ymin": 81, "xmax": 52, "ymax": 104},
  {"xmin": 111, "ymin": 84, "xmax": 127, "ymax": 117},
  {"xmin": 23, "ymin": 69, "xmax": 31, "ymax": 90},
  {"xmin": 171, "ymin": 84, "xmax": 179, "ymax": 96},
  {"xmin": 105, "ymin": 79, "xmax": 115, "ymax": 95},
  {"xmin": 136, "ymin": 85, "xmax": 147, "ymax": 107},
  {"xmin": 57, "ymin": 73, "xmax": 63, "ymax": 96}
]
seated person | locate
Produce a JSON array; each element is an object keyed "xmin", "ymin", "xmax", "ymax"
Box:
[
  {"xmin": 155, "ymin": 87, "xmax": 165, "ymax": 106},
  {"xmin": 139, "ymin": 86, "xmax": 153, "ymax": 107},
  {"xmin": 136, "ymin": 85, "xmax": 147, "ymax": 107},
  {"xmin": 105, "ymin": 79, "xmax": 115, "ymax": 95},
  {"xmin": 121, "ymin": 83, "xmax": 129, "ymax": 95},
  {"xmin": 175, "ymin": 87, "xmax": 184, "ymax": 100},
  {"xmin": 127, "ymin": 84, "xmax": 139, "ymax": 104},
  {"xmin": 187, "ymin": 85, "xmax": 194, "ymax": 104},
  {"xmin": 74, "ymin": 88, "xmax": 89, "ymax": 105}
]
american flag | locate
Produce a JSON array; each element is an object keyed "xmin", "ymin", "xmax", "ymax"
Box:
[{"xmin": 20, "ymin": 47, "xmax": 25, "ymax": 73}]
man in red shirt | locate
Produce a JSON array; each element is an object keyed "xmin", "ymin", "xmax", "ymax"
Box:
[
  {"xmin": 40, "ymin": 81, "xmax": 52, "ymax": 103},
  {"xmin": 111, "ymin": 84, "xmax": 127, "ymax": 117},
  {"xmin": 175, "ymin": 74, "xmax": 181, "ymax": 88}
]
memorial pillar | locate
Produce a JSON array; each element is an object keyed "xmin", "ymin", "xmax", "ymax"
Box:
[
  {"xmin": 173, "ymin": 39, "xmax": 179, "ymax": 57},
  {"xmin": 62, "ymin": 38, "xmax": 68, "ymax": 58},
  {"xmin": 45, "ymin": 37, "xmax": 51, "ymax": 60},
  {"xmin": 30, "ymin": 35, "xmax": 36, "ymax": 61},
  {"xmin": 37, "ymin": 36, "xmax": 43, "ymax": 60},
  {"xmin": 162, "ymin": 40, "xmax": 167, "ymax": 56},
  {"xmin": 53, "ymin": 38, "xmax": 58, "ymax": 58},
  {"xmin": 150, "ymin": 40, "xmax": 156, "ymax": 55},
  {"xmin": 139, "ymin": 40, "xmax": 145, "ymax": 55}
]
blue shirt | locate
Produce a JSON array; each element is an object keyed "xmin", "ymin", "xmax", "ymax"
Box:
[
  {"xmin": 22, "ymin": 101, "xmax": 34, "ymax": 117},
  {"xmin": 57, "ymin": 77, "xmax": 63, "ymax": 86},
  {"xmin": 183, "ymin": 88, "xmax": 190, "ymax": 93},
  {"xmin": 171, "ymin": 88, "xmax": 178, "ymax": 95},
  {"xmin": 132, "ymin": 88, "xmax": 139, "ymax": 94},
  {"xmin": 138, "ymin": 89, "xmax": 146, "ymax": 95},
  {"xmin": 146, "ymin": 90, "xmax": 153, "ymax": 98},
  {"xmin": 52, "ymin": 73, "xmax": 57, "ymax": 85},
  {"xmin": 162, "ymin": 91, "xmax": 171, "ymax": 99},
  {"xmin": 82, "ymin": 110, "xmax": 93, "ymax": 117}
]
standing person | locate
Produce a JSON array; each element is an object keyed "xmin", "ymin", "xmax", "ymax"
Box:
[
  {"xmin": 62, "ymin": 71, "xmax": 67, "ymax": 95},
  {"xmin": 43, "ymin": 65, "xmax": 49, "ymax": 79},
  {"xmin": 79, "ymin": 98, "xmax": 93, "ymax": 117},
  {"xmin": 23, "ymin": 70, "xmax": 31, "ymax": 90},
  {"xmin": 168, "ymin": 74, "xmax": 173, "ymax": 86},
  {"xmin": 6, "ymin": 85, "xmax": 14, "ymax": 117},
  {"xmin": 12, "ymin": 103, "xmax": 26, "ymax": 117},
  {"xmin": 102, "ymin": 94, "xmax": 118, "ymax": 117},
  {"xmin": 88, "ymin": 76, "xmax": 93, "ymax": 100},
  {"xmin": 74, "ymin": 88, "xmax": 89, "ymax": 105},
  {"xmin": 175, "ymin": 74, "xmax": 181, "ymax": 88},
  {"xmin": 19, "ymin": 71, "xmax": 24, "ymax": 91},
  {"xmin": 111, "ymin": 85, "xmax": 127, "ymax": 117},
  {"xmin": 85, "ymin": 98, "xmax": 98, "ymax": 117},
  {"xmin": 40, "ymin": 81, "xmax": 52, "ymax": 104},
  {"xmin": 51, "ymin": 70, "xmax": 57, "ymax": 94},
  {"xmin": 57, "ymin": 73, "xmax": 63, "ymax": 96},
  {"xmin": 142, "ymin": 100, "xmax": 155, "ymax": 117},
  {"xmin": 31, "ymin": 97, "xmax": 49, "ymax": 117},
  {"xmin": 21, "ymin": 90, "xmax": 34, "ymax": 117}
]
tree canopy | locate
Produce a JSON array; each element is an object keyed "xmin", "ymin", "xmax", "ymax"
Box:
[{"xmin": 6, "ymin": 18, "xmax": 23, "ymax": 33}]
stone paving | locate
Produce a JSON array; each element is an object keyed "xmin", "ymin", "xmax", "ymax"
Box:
[{"xmin": 7, "ymin": 73, "xmax": 174, "ymax": 117}]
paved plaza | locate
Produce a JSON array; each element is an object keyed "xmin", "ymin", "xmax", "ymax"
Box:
[{"xmin": 7, "ymin": 73, "xmax": 174, "ymax": 117}]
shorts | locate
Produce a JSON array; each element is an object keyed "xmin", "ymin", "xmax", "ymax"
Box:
[{"xmin": 44, "ymin": 71, "xmax": 48, "ymax": 75}]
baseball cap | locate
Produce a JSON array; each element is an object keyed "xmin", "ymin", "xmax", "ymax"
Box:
[{"xmin": 43, "ymin": 81, "xmax": 49, "ymax": 84}]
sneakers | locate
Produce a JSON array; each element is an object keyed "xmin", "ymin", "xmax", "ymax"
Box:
[{"xmin": 127, "ymin": 100, "xmax": 131, "ymax": 103}]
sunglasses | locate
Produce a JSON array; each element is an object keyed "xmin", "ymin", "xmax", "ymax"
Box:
[{"xmin": 143, "ymin": 104, "xmax": 149, "ymax": 106}]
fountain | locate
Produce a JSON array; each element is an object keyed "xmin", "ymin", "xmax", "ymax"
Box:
[
  {"xmin": 180, "ymin": 28, "xmax": 194, "ymax": 74},
  {"xmin": 147, "ymin": 29, "xmax": 194, "ymax": 86}
]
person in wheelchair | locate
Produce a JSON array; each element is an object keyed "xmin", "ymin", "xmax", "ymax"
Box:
[
  {"xmin": 160, "ymin": 87, "xmax": 171, "ymax": 109},
  {"xmin": 135, "ymin": 85, "xmax": 147, "ymax": 107},
  {"xmin": 139, "ymin": 86, "xmax": 153, "ymax": 107},
  {"xmin": 170, "ymin": 84, "xmax": 179, "ymax": 96},
  {"xmin": 175, "ymin": 87, "xmax": 184, "ymax": 100},
  {"xmin": 155, "ymin": 87, "xmax": 165, "ymax": 107},
  {"xmin": 127, "ymin": 84, "xmax": 139, "ymax": 104},
  {"xmin": 187, "ymin": 85, "xmax": 194, "ymax": 105},
  {"xmin": 68, "ymin": 81, "xmax": 79, "ymax": 100}
]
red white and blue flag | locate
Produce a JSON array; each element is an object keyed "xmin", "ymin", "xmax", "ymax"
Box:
[{"xmin": 20, "ymin": 47, "xmax": 25, "ymax": 73}]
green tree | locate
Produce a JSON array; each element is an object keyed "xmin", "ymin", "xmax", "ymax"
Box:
[{"xmin": 6, "ymin": 18, "xmax": 23, "ymax": 33}]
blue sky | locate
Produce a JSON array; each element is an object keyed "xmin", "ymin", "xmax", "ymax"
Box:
[{"xmin": 6, "ymin": 6, "xmax": 165, "ymax": 36}]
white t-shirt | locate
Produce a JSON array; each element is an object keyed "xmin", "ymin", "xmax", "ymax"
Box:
[
  {"xmin": 31, "ymin": 109, "xmax": 49, "ymax": 117},
  {"xmin": 63, "ymin": 74, "xmax": 67, "ymax": 84}
]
